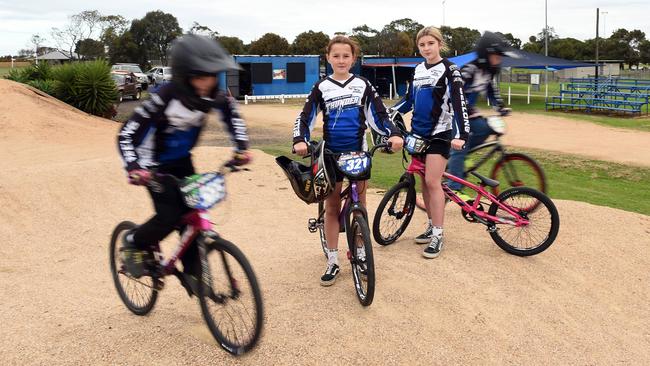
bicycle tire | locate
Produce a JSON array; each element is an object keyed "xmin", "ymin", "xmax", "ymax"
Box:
[
  {"xmin": 198, "ymin": 235, "xmax": 264, "ymax": 355},
  {"xmin": 490, "ymin": 152, "xmax": 547, "ymax": 196},
  {"xmin": 488, "ymin": 187, "xmax": 560, "ymax": 256},
  {"xmin": 348, "ymin": 215, "xmax": 375, "ymax": 306},
  {"xmin": 109, "ymin": 221, "xmax": 159, "ymax": 316},
  {"xmin": 372, "ymin": 180, "xmax": 416, "ymax": 245}
]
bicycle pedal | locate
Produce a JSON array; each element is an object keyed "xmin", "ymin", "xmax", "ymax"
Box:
[{"xmin": 307, "ymin": 218, "xmax": 318, "ymax": 233}]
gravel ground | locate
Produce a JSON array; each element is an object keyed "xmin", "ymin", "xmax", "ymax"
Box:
[{"xmin": 2, "ymin": 80, "xmax": 649, "ymax": 365}]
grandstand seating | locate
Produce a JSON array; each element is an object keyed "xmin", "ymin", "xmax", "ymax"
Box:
[{"xmin": 546, "ymin": 77, "xmax": 650, "ymax": 115}]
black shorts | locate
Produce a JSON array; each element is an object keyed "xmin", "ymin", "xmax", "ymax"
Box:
[{"xmin": 411, "ymin": 130, "xmax": 452, "ymax": 159}]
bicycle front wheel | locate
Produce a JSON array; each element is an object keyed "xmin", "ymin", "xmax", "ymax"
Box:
[
  {"xmin": 372, "ymin": 180, "xmax": 416, "ymax": 245},
  {"xmin": 490, "ymin": 152, "xmax": 547, "ymax": 196},
  {"xmin": 109, "ymin": 221, "xmax": 159, "ymax": 315},
  {"xmin": 349, "ymin": 215, "xmax": 375, "ymax": 306},
  {"xmin": 488, "ymin": 187, "xmax": 560, "ymax": 256},
  {"xmin": 199, "ymin": 235, "xmax": 264, "ymax": 355}
]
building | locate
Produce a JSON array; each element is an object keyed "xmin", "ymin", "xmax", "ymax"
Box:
[{"xmin": 220, "ymin": 55, "xmax": 320, "ymax": 98}]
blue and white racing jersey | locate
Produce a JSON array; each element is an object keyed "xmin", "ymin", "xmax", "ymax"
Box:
[
  {"xmin": 118, "ymin": 82, "xmax": 248, "ymax": 171},
  {"xmin": 393, "ymin": 59, "xmax": 470, "ymax": 141},
  {"xmin": 293, "ymin": 75, "xmax": 400, "ymax": 153}
]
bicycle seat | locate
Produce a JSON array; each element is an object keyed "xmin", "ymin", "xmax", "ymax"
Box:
[{"xmin": 470, "ymin": 171, "xmax": 500, "ymax": 187}]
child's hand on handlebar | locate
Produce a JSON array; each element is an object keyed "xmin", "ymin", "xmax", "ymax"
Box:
[
  {"xmin": 292, "ymin": 142, "xmax": 309, "ymax": 157},
  {"xmin": 128, "ymin": 169, "xmax": 152, "ymax": 186},
  {"xmin": 387, "ymin": 135, "xmax": 403, "ymax": 151},
  {"xmin": 450, "ymin": 138, "xmax": 465, "ymax": 151},
  {"xmin": 227, "ymin": 150, "xmax": 252, "ymax": 166}
]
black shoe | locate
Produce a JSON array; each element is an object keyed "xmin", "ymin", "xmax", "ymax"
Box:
[
  {"xmin": 415, "ymin": 225, "xmax": 433, "ymax": 244},
  {"xmin": 121, "ymin": 232, "xmax": 147, "ymax": 278},
  {"xmin": 320, "ymin": 263, "xmax": 340, "ymax": 286},
  {"xmin": 422, "ymin": 236, "xmax": 444, "ymax": 259}
]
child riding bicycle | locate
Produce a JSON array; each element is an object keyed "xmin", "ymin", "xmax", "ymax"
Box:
[
  {"xmin": 292, "ymin": 35, "xmax": 403, "ymax": 285},
  {"xmin": 388, "ymin": 26, "xmax": 469, "ymax": 259},
  {"xmin": 117, "ymin": 34, "xmax": 251, "ymax": 293},
  {"xmin": 447, "ymin": 31, "xmax": 516, "ymax": 197}
]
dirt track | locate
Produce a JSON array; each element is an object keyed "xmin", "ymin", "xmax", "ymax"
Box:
[{"xmin": 1, "ymin": 80, "xmax": 649, "ymax": 365}]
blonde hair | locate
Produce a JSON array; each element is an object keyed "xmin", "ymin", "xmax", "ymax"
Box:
[
  {"xmin": 326, "ymin": 35, "xmax": 360, "ymax": 58},
  {"xmin": 416, "ymin": 26, "xmax": 449, "ymax": 53}
]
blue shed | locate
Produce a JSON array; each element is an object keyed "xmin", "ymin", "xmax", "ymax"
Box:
[{"xmin": 219, "ymin": 55, "xmax": 320, "ymax": 98}]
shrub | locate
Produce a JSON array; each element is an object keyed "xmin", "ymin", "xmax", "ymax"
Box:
[
  {"xmin": 74, "ymin": 60, "xmax": 118, "ymax": 117},
  {"xmin": 27, "ymin": 79, "xmax": 56, "ymax": 96}
]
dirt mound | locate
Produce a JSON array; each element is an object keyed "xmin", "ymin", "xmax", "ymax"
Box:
[{"xmin": 1, "ymin": 82, "xmax": 649, "ymax": 365}]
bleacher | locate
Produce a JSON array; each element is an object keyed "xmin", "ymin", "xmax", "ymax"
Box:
[{"xmin": 546, "ymin": 77, "xmax": 650, "ymax": 116}]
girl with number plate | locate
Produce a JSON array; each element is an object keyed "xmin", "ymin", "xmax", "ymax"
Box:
[
  {"xmin": 292, "ymin": 36, "xmax": 403, "ymax": 285},
  {"xmin": 389, "ymin": 26, "xmax": 470, "ymax": 259}
]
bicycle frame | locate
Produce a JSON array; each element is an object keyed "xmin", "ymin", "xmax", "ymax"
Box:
[
  {"xmin": 406, "ymin": 159, "xmax": 530, "ymax": 228},
  {"xmin": 464, "ymin": 139, "xmax": 505, "ymax": 174},
  {"xmin": 157, "ymin": 209, "xmax": 213, "ymax": 276}
]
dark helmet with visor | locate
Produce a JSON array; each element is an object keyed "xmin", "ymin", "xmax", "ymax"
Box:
[
  {"xmin": 475, "ymin": 31, "xmax": 516, "ymax": 73},
  {"xmin": 169, "ymin": 34, "xmax": 241, "ymax": 107}
]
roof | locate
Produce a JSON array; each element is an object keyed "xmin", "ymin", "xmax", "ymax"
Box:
[
  {"xmin": 361, "ymin": 51, "xmax": 594, "ymax": 70},
  {"xmin": 36, "ymin": 50, "xmax": 78, "ymax": 60}
]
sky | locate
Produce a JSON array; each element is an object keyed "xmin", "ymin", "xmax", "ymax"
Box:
[{"xmin": 1, "ymin": 0, "xmax": 649, "ymax": 56}]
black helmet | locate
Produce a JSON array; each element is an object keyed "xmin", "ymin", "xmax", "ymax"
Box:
[
  {"xmin": 475, "ymin": 31, "xmax": 515, "ymax": 73},
  {"xmin": 276, "ymin": 156, "xmax": 316, "ymax": 204},
  {"xmin": 170, "ymin": 34, "xmax": 241, "ymax": 80},
  {"xmin": 275, "ymin": 141, "xmax": 335, "ymax": 204}
]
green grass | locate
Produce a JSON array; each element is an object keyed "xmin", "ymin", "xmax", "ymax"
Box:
[
  {"xmin": 0, "ymin": 66, "xmax": 27, "ymax": 77},
  {"xmin": 259, "ymin": 142, "xmax": 650, "ymax": 216}
]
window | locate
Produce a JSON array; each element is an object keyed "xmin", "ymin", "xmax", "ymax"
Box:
[
  {"xmin": 251, "ymin": 63, "xmax": 272, "ymax": 83},
  {"xmin": 286, "ymin": 62, "xmax": 306, "ymax": 83}
]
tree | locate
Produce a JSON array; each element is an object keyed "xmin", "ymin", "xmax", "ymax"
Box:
[
  {"xmin": 248, "ymin": 33, "xmax": 290, "ymax": 55},
  {"xmin": 130, "ymin": 11, "xmax": 183, "ymax": 66},
  {"xmin": 350, "ymin": 25, "xmax": 379, "ymax": 55},
  {"xmin": 499, "ymin": 32, "xmax": 522, "ymax": 49},
  {"xmin": 608, "ymin": 28, "xmax": 647, "ymax": 67},
  {"xmin": 639, "ymin": 40, "xmax": 650, "ymax": 64},
  {"xmin": 381, "ymin": 19, "xmax": 423, "ymax": 55},
  {"xmin": 548, "ymin": 38, "xmax": 586, "ymax": 60},
  {"xmin": 376, "ymin": 31, "xmax": 414, "ymax": 57},
  {"xmin": 51, "ymin": 10, "xmax": 103, "ymax": 59},
  {"xmin": 75, "ymin": 38, "xmax": 105, "ymax": 59},
  {"xmin": 108, "ymin": 31, "xmax": 144, "ymax": 65},
  {"xmin": 188, "ymin": 22, "xmax": 219, "ymax": 38},
  {"xmin": 291, "ymin": 31, "xmax": 329, "ymax": 56},
  {"xmin": 30, "ymin": 34, "xmax": 46, "ymax": 56},
  {"xmin": 440, "ymin": 26, "xmax": 480, "ymax": 57},
  {"xmin": 218, "ymin": 36, "xmax": 246, "ymax": 55}
]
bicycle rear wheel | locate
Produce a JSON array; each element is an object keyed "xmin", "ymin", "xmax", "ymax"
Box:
[
  {"xmin": 372, "ymin": 180, "xmax": 416, "ymax": 245},
  {"xmin": 490, "ymin": 152, "xmax": 547, "ymax": 195},
  {"xmin": 348, "ymin": 215, "xmax": 375, "ymax": 306},
  {"xmin": 488, "ymin": 187, "xmax": 560, "ymax": 256},
  {"xmin": 199, "ymin": 235, "xmax": 263, "ymax": 355},
  {"xmin": 109, "ymin": 221, "xmax": 159, "ymax": 315}
]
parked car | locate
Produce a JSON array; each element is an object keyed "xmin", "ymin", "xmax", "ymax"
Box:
[
  {"xmin": 147, "ymin": 66, "xmax": 172, "ymax": 86},
  {"xmin": 111, "ymin": 63, "xmax": 149, "ymax": 90},
  {"xmin": 111, "ymin": 71, "xmax": 142, "ymax": 102}
]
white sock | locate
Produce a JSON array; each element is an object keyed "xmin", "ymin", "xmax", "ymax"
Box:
[
  {"xmin": 327, "ymin": 249, "xmax": 339, "ymax": 265},
  {"xmin": 431, "ymin": 226, "xmax": 443, "ymax": 237}
]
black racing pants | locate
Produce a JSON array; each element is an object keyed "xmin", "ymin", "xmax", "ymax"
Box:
[{"xmin": 132, "ymin": 156, "xmax": 199, "ymax": 275}]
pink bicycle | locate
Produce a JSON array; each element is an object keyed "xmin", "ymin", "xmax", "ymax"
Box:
[
  {"xmin": 109, "ymin": 164, "xmax": 263, "ymax": 355},
  {"xmin": 372, "ymin": 152, "xmax": 559, "ymax": 256}
]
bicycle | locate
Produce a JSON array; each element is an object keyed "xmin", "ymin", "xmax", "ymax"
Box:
[
  {"xmin": 387, "ymin": 113, "xmax": 547, "ymax": 210},
  {"xmin": 303, "ymin": 141, "xmax": 390, "ymax": 307},
  {"xmin": 372, "ymin": 141, "xmax": 559, "ymax": 256},
  {"xmin": 109, "ymin": 163, "xmax": 264, "ymax": 355}
]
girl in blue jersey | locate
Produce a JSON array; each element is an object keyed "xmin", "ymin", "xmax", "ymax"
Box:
[
  {"xmin": 293, "ymin": 36, "xmax": 403, "ymax": 285},
  {"xmin": 391, "ymin": 26, "xmax": 470, "ymax": 259}
]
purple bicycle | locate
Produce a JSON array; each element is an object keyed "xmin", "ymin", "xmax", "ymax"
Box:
[
  {"xmin": 304, "ymin": 141, "xmax": 389, "ymax": 307},
  {"xmin": 109, "ymin": 163, "xmax": 263, "ymax": 355}
]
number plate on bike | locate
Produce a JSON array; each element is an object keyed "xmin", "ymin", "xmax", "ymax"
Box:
[
  {"xmin": 337, "ymin": 152, "xmax": 371, "ymax": 177},
  {"xmin": 180, "ymin": 173, "xmax": 226, "ymax": 209},
  {"xmin": 405, "ymin": 134, "xmax": 429, "ymax": 154}
]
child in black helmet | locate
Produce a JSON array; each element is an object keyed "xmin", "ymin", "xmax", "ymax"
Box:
[
  {"xmin": 447, "ymin": 31, "xmax": 513, "ymax": 194},
  {"xmin": 117, "ymin": 34, "xmax": 250, "ymax": 292}
]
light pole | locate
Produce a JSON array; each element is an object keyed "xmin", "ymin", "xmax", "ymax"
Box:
[
  {"xmin": 601, "ymin": 11, "xmax": 608, "ymax": 37},
  {"xmin": 442, "ymin": 0, "xmax": 446, "ymax": 27},
  {"xmin": 544, "ymin": 0, "xmax": 548, "ymax": 98}
]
